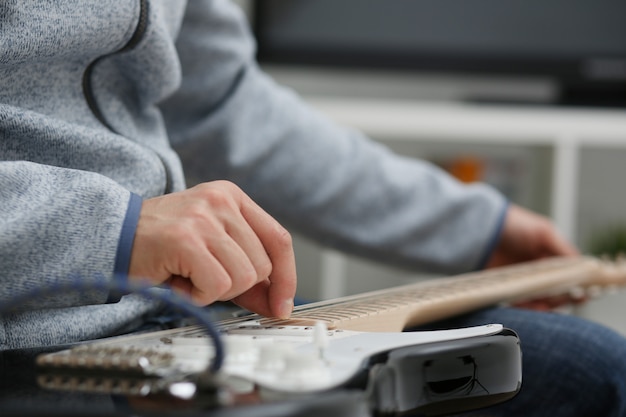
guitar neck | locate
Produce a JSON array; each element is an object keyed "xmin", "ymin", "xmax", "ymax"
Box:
[{"xmin": 253, "ymin": 256, "xmax": 608, "ymax": 332}]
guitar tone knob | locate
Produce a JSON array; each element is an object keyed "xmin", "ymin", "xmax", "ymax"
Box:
[
  {"xmin": 280, "ymin": 352, "xmax": 329, "ymax": 383},
  {"xmin": 224, "ymin": 335, "xmax": 257, "ymax": 366},
  {"xmin": 256, "ymin": 342, "xmax": 292, "ymax": 372}
]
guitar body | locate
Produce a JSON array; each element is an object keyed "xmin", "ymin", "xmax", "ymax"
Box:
[
  {"xmin": 21, "ymin": 256, "xmax": 626, "ymax": 415},
  {"xmin": 33, "ymin": 323, "xmax": 521, "ymax": 416}
]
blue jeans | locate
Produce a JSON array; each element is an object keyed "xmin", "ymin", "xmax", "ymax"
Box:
[{"xmin": 423, "ymin": 307, "xmax": 626, "ymax": 417}]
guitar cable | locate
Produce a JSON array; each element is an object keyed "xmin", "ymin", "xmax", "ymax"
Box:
[{"xmin": 0, "ymin": 274, "xmax": 225, "ymax": 373}]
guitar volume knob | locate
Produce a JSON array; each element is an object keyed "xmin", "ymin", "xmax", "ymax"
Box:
[
  {"xmin": 256, "ymin": 342, "xmax": 292, "ymax": 373},
  {"xmin": 280, "ymin": 351, "xmax": 329, "ymax": 384},
  {"xmin": 224, "ymin": 335, "xmax": 257, "ymax": 366}
]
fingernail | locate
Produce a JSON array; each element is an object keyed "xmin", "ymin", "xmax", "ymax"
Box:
[{"xmin": 278, "ymin": 298, "xmax": 293, "ymax": 319}]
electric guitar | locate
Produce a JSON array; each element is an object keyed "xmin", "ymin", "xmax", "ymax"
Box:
[{"xmin": 34, "ymin": 256, "xmax": 626, "ymax": 414}]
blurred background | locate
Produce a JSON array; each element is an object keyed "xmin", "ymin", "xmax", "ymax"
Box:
[{"xmin": 233, "ymin": 0, "xmax": 626, "ymax": 334}]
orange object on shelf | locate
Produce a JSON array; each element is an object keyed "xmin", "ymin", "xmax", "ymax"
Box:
[{"xmin": 446, "ymin": 156, "xmax": 484, "ymax": 183}]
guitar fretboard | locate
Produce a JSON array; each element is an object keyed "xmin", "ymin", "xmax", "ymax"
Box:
[{"xmin": 249, "ymin": 256, "xmax": 601, "ymax": 332}]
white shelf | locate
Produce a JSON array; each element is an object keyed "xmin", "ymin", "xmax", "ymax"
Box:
[{"xmin": 305, "ymin": 97, "xmax": 626, "ymax": 144}]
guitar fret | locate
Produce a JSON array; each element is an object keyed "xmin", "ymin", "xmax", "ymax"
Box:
[
  {"xmin": 256, "ymin": 318, "xmax": 286, "ymax": 326},
  {"xmin": 333, "ymin": 307, "xmax": 374, "ymax": 316},
  {"xmin": 356, "ymin": 300, "xmax": 399, "ymax": 309},
  {"xmin": 341, "ymin": 303, "xmax": 382, "ymax": 311},
  {"xmin": 316, "ymin": 303, "xmax": 377, "ymax": 314},
  {"xmin": 288, "ymin": 313, "xmax": 340, "ymax": 322},
  {"xmin": 290, "ymin": 309, "xmax": 354, "ymax": 320}
]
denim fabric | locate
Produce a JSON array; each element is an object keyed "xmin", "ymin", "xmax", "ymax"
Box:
[{"xmin": 424, "ymin": 307, "xmax": 626, "ymax": 417}]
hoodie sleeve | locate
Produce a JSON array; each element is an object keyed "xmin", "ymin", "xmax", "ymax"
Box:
[
  {"xmin": 0, "ymin": 160, "xmax": 139, "ymax": 308},
  {"xmin": 160, "ymin": 0, "xmax": 508, "ymax": 275}
]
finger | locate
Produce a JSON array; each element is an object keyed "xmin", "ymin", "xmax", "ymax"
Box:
[
  {"xmin": 542, "ymin": 228, "xmax": 580, "ymax": 257},
  {"xmin": 204, "ymin": 230, "xmax": 261, "ymax": 301},
  {"xmin": 221, "ymin": 213, "xmax": 273, "ymax": 289},
  {"xmin": 168, "ymin": 240, "xmax": 232, "ymax": 305},
  {"xmin": 514, "ymin": 292, "xmax": 587, "ymax": 311},
  {"xmin": 239, "ymin": 198, "xmax": 296, "ymax": 319},
  {"xmin": 232, "ymin": 280, "xmax": 273, "ymax": 317},
  {"xmin": 167, "ymin": 275, "xmax": 194, "ymax": 298}
]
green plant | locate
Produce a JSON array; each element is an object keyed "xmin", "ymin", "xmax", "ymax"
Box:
[{"xmin": 588, "ymin": 225, "xmax": 626, "ymax": 257}]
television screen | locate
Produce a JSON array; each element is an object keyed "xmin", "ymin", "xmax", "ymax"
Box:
[{"xmin": 253, "ymin": 0, "xmax": 626, "ymax": 107}]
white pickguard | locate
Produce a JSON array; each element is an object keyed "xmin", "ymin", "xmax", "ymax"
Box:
[{"xmin": 38, "ymin": 321, "xmax": 504, "ymax": 394}]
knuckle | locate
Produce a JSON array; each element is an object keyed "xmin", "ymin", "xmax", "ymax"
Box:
[
  {"xmin": 183, "ymin": 202, "xmax": 210, "ymax": 222},
  {"xmin": 207, "ymin": 235, "xmax": 231, "ymax": 252},
  {"xmin": 192, "ymin": 292, "xmax": 213, "ymax": 306},
  {"xmin": 211, "ymin": 273, "xmax": 233, "ymax": 298},
  {"xmin": 256, "ymin": 258, "xmax": 273, "ymax": 279},
  {"xmin": 199, "ymin": 180, "xmax": 240, "ymax": 197},
  {"xmin": 214, "ymin": 180, "xmax": 240, "ymax": 192},
  {"xmin": 273, "ymin": 225, "xmax": 293, "ymax": 248},
  {"xmin": 204, "ymin": 188, "xmax": 229, "ymax": 206},
  {"xmin": 239, "ymin": 266, "xmax": 259, "ymax": 288}
]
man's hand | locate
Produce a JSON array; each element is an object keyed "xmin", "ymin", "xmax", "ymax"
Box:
[
  {"xmin": 128, "ymin": 181, "xmax": 296, "ymax": 319},
  {"xmin": 485, "ymin": 204, "xmax": 579, "ymax": 268},
  {"xmin": 486, "ymin": 204, "xmax": 583, "ymax": 309}
]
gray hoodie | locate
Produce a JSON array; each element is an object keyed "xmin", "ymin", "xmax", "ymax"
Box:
[{"xmin": 0, "ymin": 0, "xmax": 505, "ymax": 349}]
